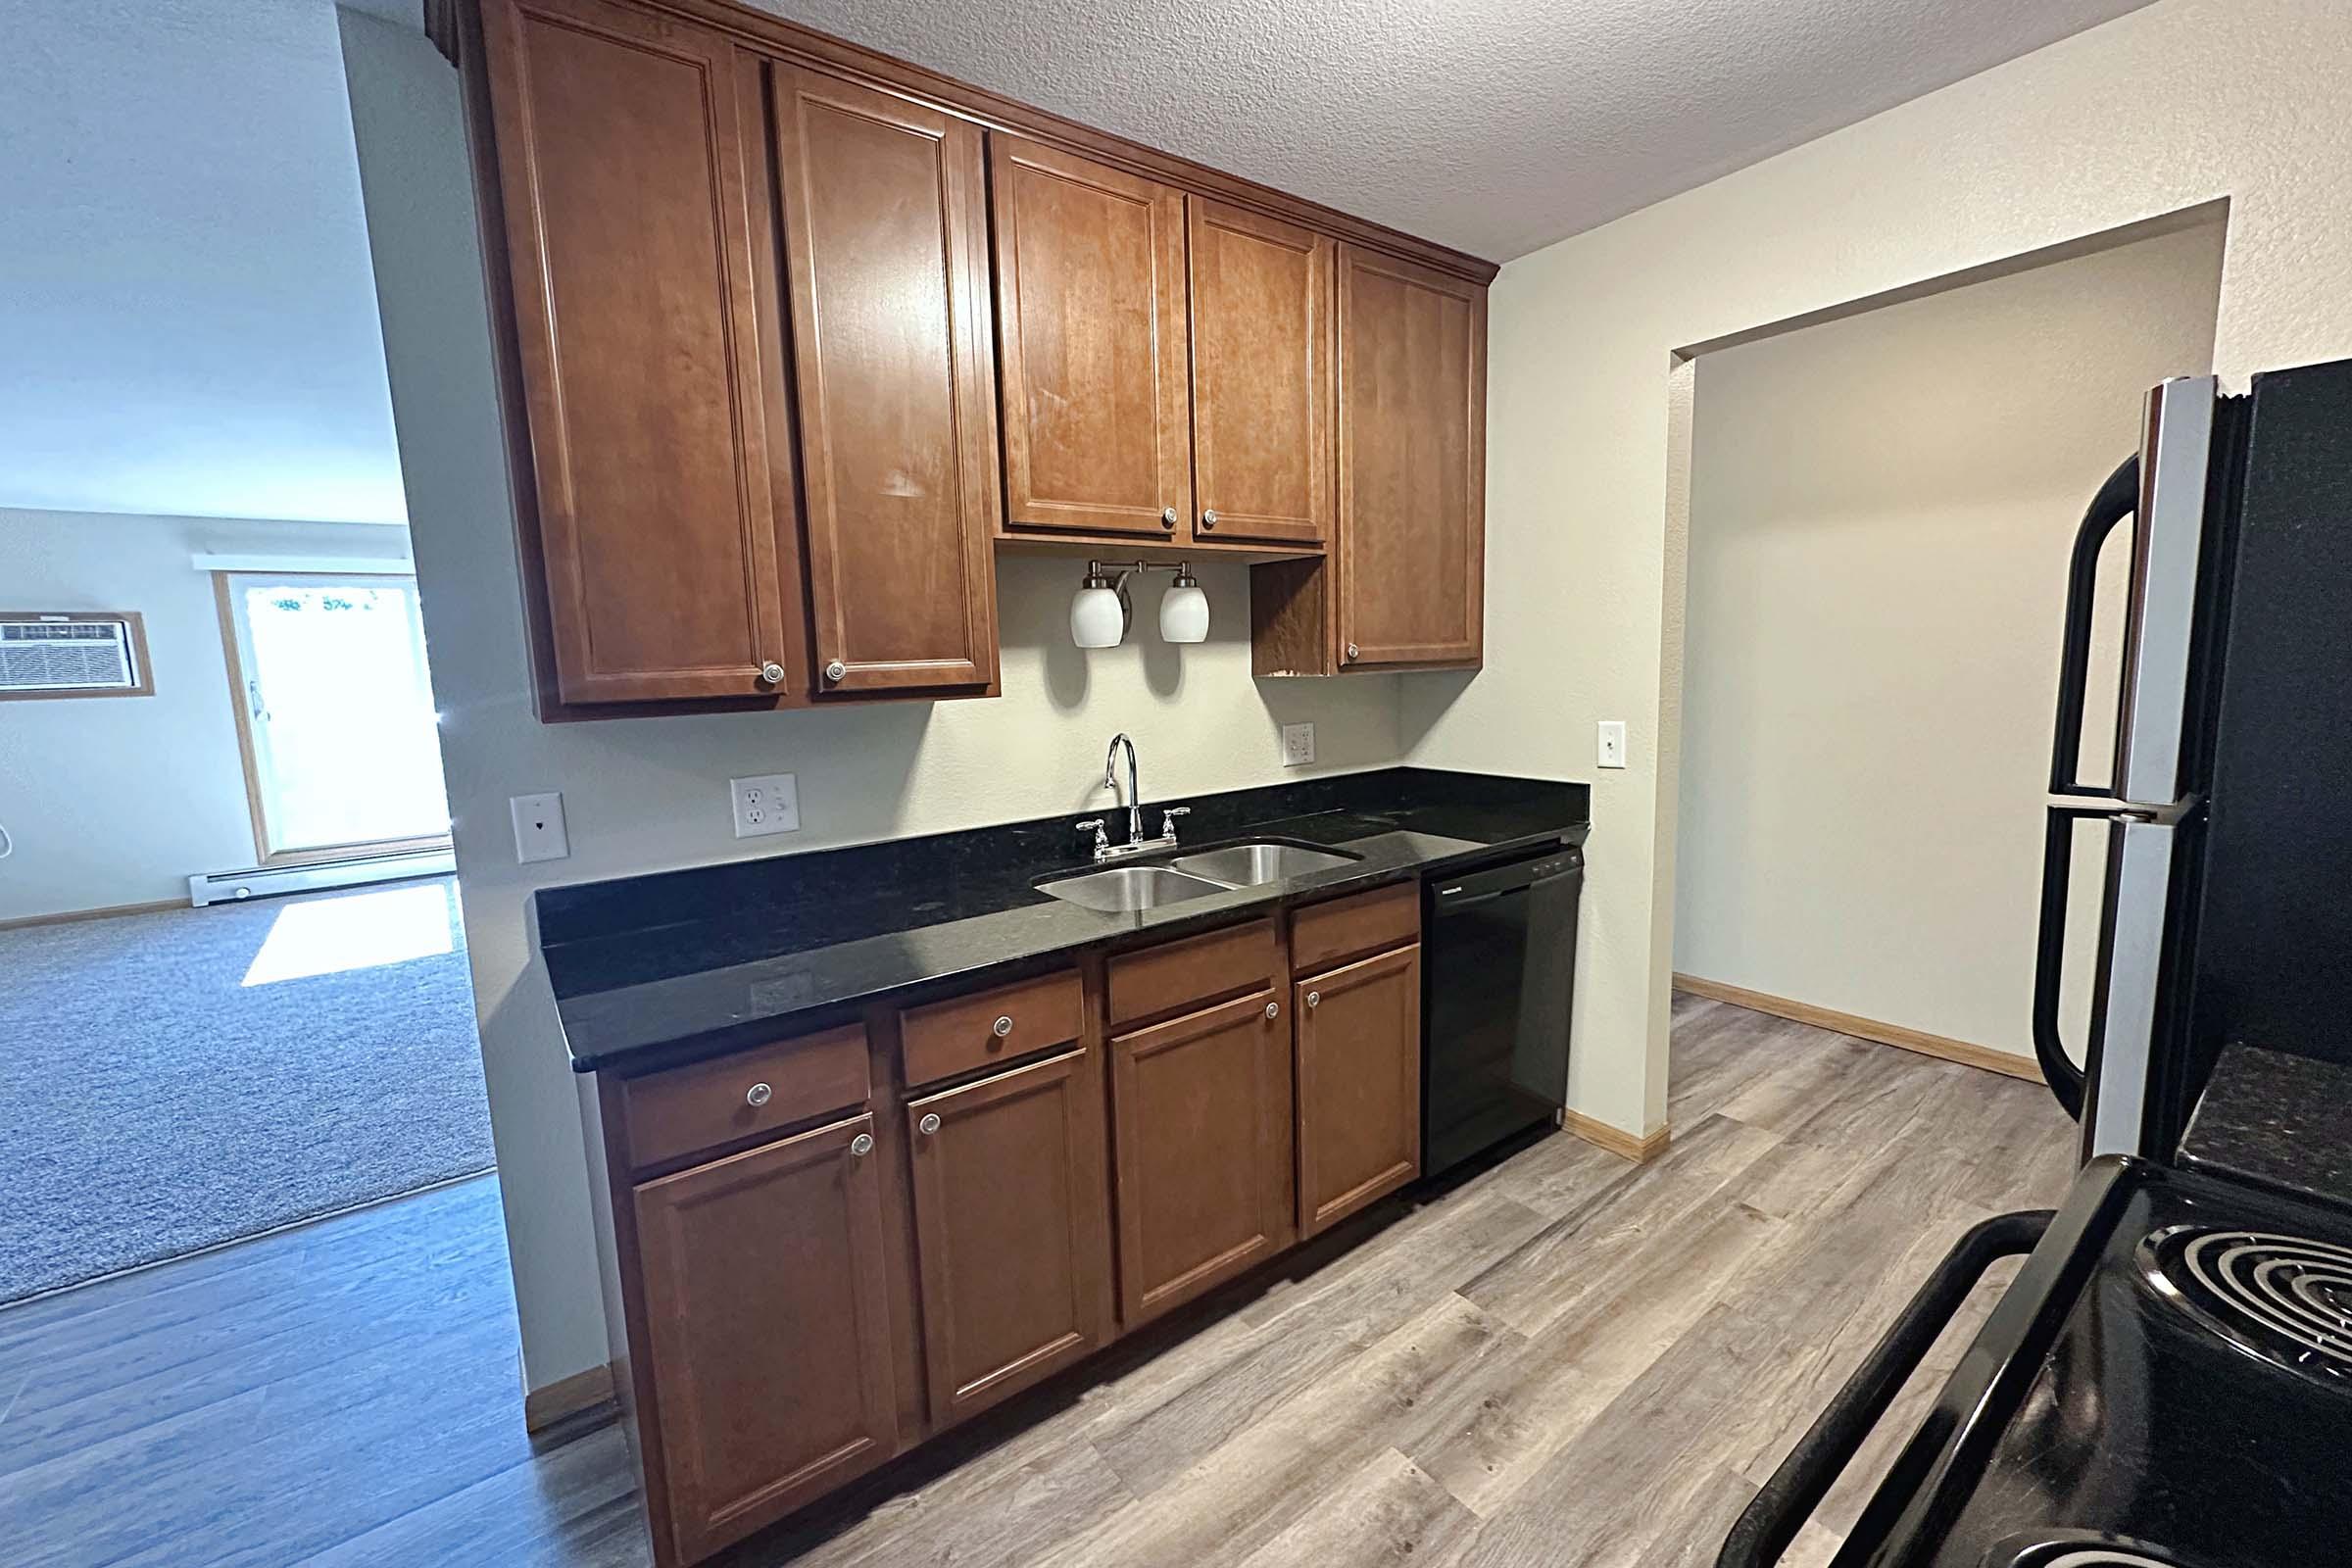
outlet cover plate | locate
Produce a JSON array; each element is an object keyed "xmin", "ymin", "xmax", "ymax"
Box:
[
  {"xmin": 1597, "ymin": 720, "xmax": 1628, "ymax": 769},
  {"xmin": 511, "ymin": 792, "xmax": 569, "ymax": 863},
  {"xmin": 1281, "ymin": 722, "xmax": 1316, "ymax": 767},
  {"xmin": 731, "ymin": 773, "xmax": 801, "ymax": 838}
]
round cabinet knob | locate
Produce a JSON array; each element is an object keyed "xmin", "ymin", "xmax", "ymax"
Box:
[
  {"xmin": 992, "ymin": 1015, "xmax": 1014, "ymax": 1039},
  {"xmin": 851, "ymin": 1132, "xmax": 875, "ymax": 1157},
  {"xmin": 1160, "ymin": 506, "xmax": 1178, "ymax": 530},
  {"xmin": 1264, "ymin": 1001, "xmax": 1280, "ymax": 1020},
  {"xmin": 823, "ymin": 659, "xmax": 848, "ymax": 683},
  {"xmin": 745, "ymin": 1081, "xmax": 773, "ymax": 1106},
  {"xmin": 1344, "ymin": 643, "xmax": 1359, "ymax": 662},
  {"xmin": 918, "ymin": 1112, "xmax": 942, "ymax": 1136},
  {"xmin": 1200, "ymin": 509, "xmax": 1220, "ymax": 530},
  {"xmin": 1306, "ymin": 991, "xmax": 1321, "ymax": 1008},
  {"xmin": 757, "ymin": 662, "xmax": 786, "ymax": 686}
]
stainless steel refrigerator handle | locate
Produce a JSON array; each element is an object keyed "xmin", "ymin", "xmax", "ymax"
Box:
[
  {"xmin": 2082, "ymin": 814, "xmax": 2179, "ymax": 1160},
  {"xmin": 2114, "ymin": 376, "xmax": 2217, "ymax": 805},
  {"xmin": 2049, "ymin": 454, "xmax": 2140, "ymax": 798}
]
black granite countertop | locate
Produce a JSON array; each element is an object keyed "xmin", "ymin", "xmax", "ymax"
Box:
[
  {"xmin": 536, "ymin": 766, "xmax": 1589, "ymax": 1074},
  {"xmin": 2180, "ymin": 1042, "xmax": 2352, "ymax": 1207}
]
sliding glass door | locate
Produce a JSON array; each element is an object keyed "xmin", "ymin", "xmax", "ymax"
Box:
[{"xmin": 220, "ymin": 574, "xmax": 452, "ymax": 861}]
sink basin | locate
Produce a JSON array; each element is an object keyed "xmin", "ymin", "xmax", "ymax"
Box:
[
  {"xmin": 1168, "ymin": 841, "xmax": 1359, "ymax": 887},
  {"xmin": 1036, "ymin": 864, "xmax": 1229, "ymax": 913}
]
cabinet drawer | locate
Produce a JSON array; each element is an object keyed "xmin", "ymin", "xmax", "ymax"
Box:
[
  {"xmin": 1290, "ymin": 882, "xmax": 1419, "ymax": 974},
  {"xmin": 1106, "ymin": 918, "xmax": 1279, "ymax": 1032},
  {"xmin": 617, "ymin": 1023, "xmax": 870, "ymax": 1172},
  {"xmin": 901, "ymin": 967, "xmax": 1084, "ymax": 1089}
]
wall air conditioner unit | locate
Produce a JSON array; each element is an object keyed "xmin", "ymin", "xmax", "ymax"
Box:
[{"xmin": 0, "ymin": 612, "xmax": 153, "ymax": 698}]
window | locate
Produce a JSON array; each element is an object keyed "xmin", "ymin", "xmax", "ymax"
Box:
[{"xmin": 220, "ymin": 574, "xmax": 452, "ymax": 862}]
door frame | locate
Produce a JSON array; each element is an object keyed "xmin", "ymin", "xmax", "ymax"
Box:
[{"xmin": 212, "ymin": 570, "xmax": 454, "ymax": 867}]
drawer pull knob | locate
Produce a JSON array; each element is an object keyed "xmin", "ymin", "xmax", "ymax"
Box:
[
  {"xmin": 823, "ymin": 659, "xmax": 848, "ymax": 683},
  {"xmin": 1265, "ymin": 1001, "xmax": 1280, "ymax": 1019},
  {"xmin": 1306, "ymin": 991, "xmax": 1320, "ymax": 1008},
  {"xmin": 851, "ymin": 1132, "xmax": 874, "ymax": 1156},
  {"xmin": 918, "ymin": 1112, "xmax": 942, "ymax": 1136},
  {"xmin": 1344, "ymin": 643, "xmax": 1359, "ymax": 662},
  {"xmin": 1200, "ymin": 509, "xmax": 1220, "ymax": 529},
  {"xmin": 992, "ymin": 1015, "xmax": 1014, "ymax": 1038},
  {"xmin": 1160, "ymin": 506, "xmax": 1178, "ymax": 529},
  {"xmin": 757, "ymin": 662, "xmax": 786, "ymax": 686},
  {"xmin": 745, "ymin": 1082, "xmax": 773, "ymax": 1107}
]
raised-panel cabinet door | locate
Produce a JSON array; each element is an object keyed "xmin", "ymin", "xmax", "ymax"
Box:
[
  {"xmin": 769, "ymin": 65, "xmax": 1001, "ymax": 696},
  {"xmin": 1109, "ymin": 988, "xmax": 1295, "ymax": 1326},
  {"xmin": 632, "ymin": 1113, "xmax": 898, "ymax": 1565},
  {"xmin": 479, "ymin": 0, "xmax": 797, "ymax": 704},
  {"xmin": 1295, "ymin": 943, "xmax": 1423, "ymax": 1237},
  {"xmin": 991, "ymin": 136, "xmax": 1193, "ymax": 541},
  {"xmin": 905, "ymin": 1047, "xmax": 1112, "ymax": 1427},
  {"xmin": 1335, "ymin": 245, "xmax": 1487, "ymax": 669},
  {"xmin": 1187, "ymin": 198, "xmax": 1333, "ymax": 547}
]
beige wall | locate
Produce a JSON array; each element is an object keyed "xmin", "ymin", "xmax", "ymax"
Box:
[
  {"xmin": 1674, "ymin": 221, "xmax": 2225, "ymax": 1058},
  {"xmin": 1405, "ymin": 0, "xmax": 2352, "ymax": 1136},
  {"xmin": 0, "ymin": 507, "xmax": 413, "ymax": 921},
  {"xmin": 336, "ymin": 11, "xmax": 1401, "ymax": 1394}
]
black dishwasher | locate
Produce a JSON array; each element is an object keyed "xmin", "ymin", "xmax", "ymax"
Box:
[{"xmin": 1421, "ymin": 844, "xmax": 1583, "ymax": 1176}]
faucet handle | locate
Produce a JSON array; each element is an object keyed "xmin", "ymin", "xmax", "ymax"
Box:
[
  {"xmin": 1074, "ymin": 818, "xmax": 1110, "ymax": 858},
  {"xmin": 1159, "ymin": 806, "xmax": 1190, "ymax": 842}
]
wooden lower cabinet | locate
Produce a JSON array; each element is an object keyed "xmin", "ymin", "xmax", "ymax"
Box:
[
  {"xmin": 1295, "ymin": 943, "xmax": 1424, "ymax": 1237},
  {"xmin": 1108, "ymin": 987, "xmax": 1297, "ymax": 1325},
  {"xmin": 630, "ymin": 1112, "xmax": 899, "ymax": 1564},
  {"xmin": 905, "ymin": 1047, "xmax": 1113, "ymax": 1425}
]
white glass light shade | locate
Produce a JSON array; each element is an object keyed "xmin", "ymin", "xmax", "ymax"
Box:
[
  {"xmin": 1070, "ymin": 584, "xmax": 1126, "ymax": 648},
  {"xmin": 1158, "ymin": 581, "xmax": 1208, "ymax": 644}
]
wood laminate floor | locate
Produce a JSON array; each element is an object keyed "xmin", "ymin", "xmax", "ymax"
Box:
[{"xmin": 0, "ymin": 995, "xmax": 2077, "ymax": 1568}]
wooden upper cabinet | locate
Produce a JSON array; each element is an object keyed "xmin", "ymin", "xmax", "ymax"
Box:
[
  {"xmin": 992, "ymin": 136, "xmax": 1193, "ymax": 541},
  {"xmin": 767, "ymin": 66, "xmax": 1000, "ymax": 695},
  {"xmin": 905, "ymin": 1047, "xmax": 1113, "ymax": 1427},
  {"xmin": 631, "ymin": 1113, "xmax": 898, "ymax": 1564},
  {"xmin": 1335, "ymin": 245, "xmax": 1487, "ymax": 669},
  {"xmin": 1295, "ymin": 943, "xmax": 1423, "ymax": 1238},
  {"xmin": 1187, "ymin": 199, "xmax": 1334, "ymax": 548},
  {"xmin": 478, "ymin": 0, "xmax": 799, "ymax": 705},
  {"xmin": 1108, "ymin": 987, "xmax": 1296, "ymax": 1326}
]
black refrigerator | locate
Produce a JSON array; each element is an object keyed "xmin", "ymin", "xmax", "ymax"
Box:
[{"xmin": 2033, "ymin": 355, "xmax": 2352, "ymax": 1164}]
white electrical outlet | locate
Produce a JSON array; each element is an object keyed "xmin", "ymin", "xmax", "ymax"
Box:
[
  {"xmin": 1281, "ymin": 722, "xmax": 1316, "ymax": 767},
  {"xmin": 510, "ymin": 792, "xmax": 569, "ymax": 863},
  {"xmin": 1597, "ymin": 720, "xmax": 1628, "ymax": 769},
  {"xmin": 731, "ymin": 772, "xmax": 801, "ymax": 838}
]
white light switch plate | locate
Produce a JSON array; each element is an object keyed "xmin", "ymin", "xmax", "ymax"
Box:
[
  {"xmin": 1597, "ymin": 720, "xmax": 1628, "ymax": 769},
  {"xmin": 731, "ymin": 772, "xmax": 801, "ymax": 838},
  {"xmin": 510, "ymin": 792, "xmax": 569, "ymax": 863},
  {"xmin": 1281, "ymin": 722, "xmax": 1316, "ymax": 767}
]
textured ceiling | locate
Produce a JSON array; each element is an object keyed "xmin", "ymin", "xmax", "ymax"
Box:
[
  {"xmin": 746, "ymin": 0, "xmax": 2157, "ymax": 262},
  {"xmin": 0, "ymin": 0, "xmax": 404, "ymax": 524}
]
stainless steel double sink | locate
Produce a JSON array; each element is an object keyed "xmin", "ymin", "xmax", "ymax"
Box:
[{"xmin": 1036, "ymin": 841, "xmax": 1359, "ymax": 912}]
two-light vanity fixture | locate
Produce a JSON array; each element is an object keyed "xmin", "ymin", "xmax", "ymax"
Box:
[{"xmin": 1068, "ymin": 560, "xmax": 1208, "ymax": 650}]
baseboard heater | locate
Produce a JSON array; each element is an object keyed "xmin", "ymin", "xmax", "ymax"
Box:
[{"xmin": 189, "ymin": 848, "xmax": 456, "ymax": 907}]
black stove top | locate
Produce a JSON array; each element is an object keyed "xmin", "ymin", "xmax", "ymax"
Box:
[{"xmin": 1831, "ymin": 1158, "xmax": 2352, "ymax": 1568}]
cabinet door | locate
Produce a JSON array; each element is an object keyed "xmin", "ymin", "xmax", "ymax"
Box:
[
  {"xmin": 1295, "ymin": 944, "xmax": 1423, "ymax": 1237},
  {"xmin": 1109, "ymin": 988, "xmax": 1295, "ymax": 1326},
  {"xmin": 479, "ymin": 0, "xmax": 797, "ymax": 704},
  {"xmin": 906, "ymin": 1048, "xmax": 1112, "ymax": 1426},
  {"xmin": 769, "ymin": 66, "xmax": 1000, "ymax": 696},
  {"xmin": 632, "ymin": 1113, "xmax": 898, "ymax": 1564},
  {"xmin": 992, "ymin": 136, "xmax": 1193, "ymax": 541},
  {"xmin": 1335, "ymin": 245, "xmax": 1486, "ymax": 669},
  {"xmin": 1187, "ymin": 198, "xmax": 1333, "ymax": 547}
]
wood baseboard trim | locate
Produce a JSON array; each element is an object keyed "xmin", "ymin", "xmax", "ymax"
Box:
[
  {"xmin": 0, "ymin": 898, "xmax": 185, "ymax": 932},
  {"xmin": 1561, "ymin": 1109, "xmax": 1672, "ymax": 1163},
  {"xmin": 1674, "ymin": 974, "xmax": 2045, "ymax": 1085},
  {"xmin": 522, "ymin": 1362, "xmax": 617, "ymax": 1435}
]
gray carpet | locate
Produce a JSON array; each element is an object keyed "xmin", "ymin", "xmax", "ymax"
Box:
[{"xmin": 0, "ymin": 876, "xmax": 495, "ymax": 1303}]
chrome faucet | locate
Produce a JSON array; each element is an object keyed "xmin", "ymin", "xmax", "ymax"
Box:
[
  {"xmin": 1104, "ymin": 733, "xmax": 1143, "ymax": 846},
  {"xmin": 1076, "ymin": 734, "xmax": 1189, "ymax": 861}
]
